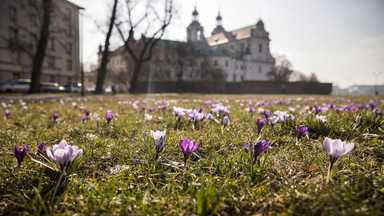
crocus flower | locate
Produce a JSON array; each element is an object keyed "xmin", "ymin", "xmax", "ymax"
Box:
[
  {"xmin": 81, "ymin": 115, "xmax": 87, "ymax": 121},
  {"xmin": 314, "ymin": 105, "xmax": 322, "ymax": 115},
  {"xmin": 316, "ymin": 115, "xmax": 327, "ymax": 123},
  {"xmin": 46, "ymin": 140, "xmax": 83, "ymax": 169},
  {"xmin": 179, "ymin": 138, "xmax": 199, "ymax": 167},
  {"xmin": 264, "ymin": 110, "xmax": 273, "ymax": 119},
  {"xmin": 244, "ymin": 140, "xmax": 270, "ymax": 165},
  {"xmin": 5, "ymin": 110, "xmax": 10, "ymax": 117},
  {"xmin": 105, "ymin": 110, "xmax": 113, "ymax": 124},
  {"xmin": 38, "ymin": 142, "xmax": 47, "ymax": 151},
  {"xmin": 84, "ymin": 110, "xmax": 91, "ymax": 116},
  {"xmin": 256, "ymin": 118, "xmax": 265, "ymax": 135},
  {"xmin": 356, "ymin": 116, "xmax": 361, "ymax": 124},
  {"xmin": 374, "ymin": 109, "xmax": 382, "ymax": 116},
  {"xmin": 267, "ymin": 116, "xmax": 278, "ymax": 127},
  {"xmin": 145, "ymin": 113, "xmax": 153, "ymax": 122},
  {"xmin": 207, "ymin": 113, "xmax": 214, "ymax": 121},
  {"xmin": 295, "ymin": 125, "xmax": 308, "ymax": 140},
  {"xmin": 151, "ymin": 130, "xmax": 166, "ymax": 160},
  {"xmin": 223, "ymin": 116, "xmax": 230, "ymax": 127},
  {"xmin": 148, "ymin": 106, "xmax": 156, "ymax": 112},
  {"xmin": 52, "ymin": 113, "xmax": 58, "ymax": 121},
  {"xmin": 324, "ymin": 137, "xmax": 354, "ymax": 183},
  {"xmin": 13, "ymin": 145, "xmax": 28, "ymax": 167}
]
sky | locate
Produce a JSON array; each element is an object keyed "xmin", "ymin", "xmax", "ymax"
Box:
[{"xmin": 71, "ymin": 0, "xmax": 384, "ymax": 88}]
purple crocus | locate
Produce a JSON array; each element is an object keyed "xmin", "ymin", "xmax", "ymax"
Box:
[
  {"xmin": 295, "ymin": 125, "xmax": 308, "ymax": 140},
  {"xmin": 324, "ymin": 137, "xmax": 354, "ymax": 183},
  {"xmin": 179, "ymin": 138, "xmax": 199, "ymax": 167},
  {"xmin": 81, "ymin": 115, "xmax": 87, "ymax": 121},
  {"xmin": 314, "ymin": 105, "xmax": 322, "ymax": 115},
  {"xmin": 223, "ymin": 116, "xmax": 230, "ymax": 127},
  {"xmin": 46, "ymin": 140, "xmax": 83, "ymax": 169},
  {"xmin": 13, "ymin": 145, "xmax": 28, "ymax": 167},
  {"xmin": 52, "ymin": 113, "xmax": 58, "ymax": 122},
  {"xmin": 38, "ymin": 142, "xmax": 47, "ymax": 151},
  {"xmin": 256, "ymin": 118, "xmax": 265, "ymax": 135},
  {"xmin": 264, "ymin": 110, "xmax": 273, "ymax": 119},
  {"xmin": 244, "ymin": 140, "xmax": 270, "ymax": 165},
  {"xmin": 5, "ymin": 110, "xmax": 10, "ymax": 117},
  {"xmin": 84, "ymin": 110, "xmax": 91, "ymax": 116},
  {"xmin": 105, "ymin": 110, "xmax": 113, "ymax": 124},
  {"xmin": 148, "ymin": 106, "xmax": 156, "ymax": 112},
  {"xmin": 374, "ymin": 109, "xmax": 382, "ymax": 116}
]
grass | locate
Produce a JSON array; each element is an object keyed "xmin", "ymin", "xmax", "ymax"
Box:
[{"xmin": 0, "ymin": 94, "xmax": 383, "ymax": 215}]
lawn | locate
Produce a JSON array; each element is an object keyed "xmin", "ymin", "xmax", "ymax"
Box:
[{"xmin": 1, "ymin": 94, "xmax": 383, "ymax": 215}]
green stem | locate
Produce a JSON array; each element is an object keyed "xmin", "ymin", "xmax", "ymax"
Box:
[{"xmin": 327, "ymin": 162, "xmax": 333, "ymax": 184}]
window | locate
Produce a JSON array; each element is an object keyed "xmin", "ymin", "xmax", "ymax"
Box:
[
  {"xmin": 30, "ymin": 34, "xmax": 37, "ymax": 47},
  {"xmin": 48, "ymin": 22, "xmax": 52, "ymax": 31},
  {"xmin": 67, "ymin": 60, "xmax": 73, "ymax": 71},
  {"xmin": 28, "ymin": 0, "xmax": 36, "ymax": 6},
  {"xmin": 66, "ymin": 25, "xmax": 71, "ymax": 36},
  {"xmin": 66, "ymin": 43, "xmax": 72, "ymax": 54},
  {"xmin": 258, "ymin": 65, "xmax": 262, "ymax": 73},
  {"xmin": 259, "ymin": 43, "xmax": 262, "ymax": 53},
  {"xmin": 233, "ymin": 74, "xmax": 236, "ymax": 81},
  {"xmin": 49, "ymin": 75, "xmax": 55, "ymax": 82},
  {"xmin": 10, "ymin": 28, "xmax": 18, "ymax": 45},
  {"xmin": 9, "ymin": 6, "xmax": 16, "ymax": 21},
  {"xmin": 13, "ymin": 72, "xmax": 20, "ymax": 80},
  {"xmin": 214, "ymin": 60, "xmax": 218, "ymax": 66},
  {"xmin": 29, "ymin": 14, "xmax": 36, "ymax": 26},
  {"xmin": 225, "ymin": 60, "xmax": 228, "ymax": 67},
  {"xmin": 65, "ymin": 8, "xmax": 71, "ymax": 20},
  {"xmin": 48, "ymin": 57, "xmax": 55, "ymax": 68},
  {"xmin": 48, "ymin": 38, "xmax": 54, "ymax": 50},
  {"xmin": 240, "ymin": 43, "xmax": 244, "ymax": 52},
  {"xmin": 12, "ymin": 51, "xmax": 19, "ymax": 64}
]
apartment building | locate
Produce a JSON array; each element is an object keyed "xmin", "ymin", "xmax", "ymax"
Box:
[{"xmin": 0, "ymin": 0, "xmax": 82, "ymax": 85}]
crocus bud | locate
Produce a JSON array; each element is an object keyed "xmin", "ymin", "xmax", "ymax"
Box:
[
  {"xmin": 223, "ymin": 116, "xmax": 230, "ymax": 127},
  {"xmin": 13, "ymin": 145, "xmax": 28, "ymax": 167}
]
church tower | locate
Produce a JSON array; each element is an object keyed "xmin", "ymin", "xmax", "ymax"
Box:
[
  {"xmin": 187, "ymin": 7, "xmax": 205, "ymax": 42},
  {"xmin": 211, "ymin": 11, "xmax": 225, "ymax": 35}
]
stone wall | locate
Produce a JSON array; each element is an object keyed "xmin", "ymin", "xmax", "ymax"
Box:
[{"xmin": 136, "ymin": 81, "xmax": 332, "ymax": 94}]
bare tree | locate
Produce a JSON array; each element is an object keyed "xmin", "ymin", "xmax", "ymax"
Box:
[
  {"xmin": 267, "ymin": 55, "xmax": 294, "ymax": 82},
  {"xmin": 29, "ymin": 0, "xmax": 52, "ymax": 93},
  {"xmin": 116, "ymin": 0, "xmax": 173, "ymax": 93},
  {"xmin": 94, "ymin": 0, "xmax": 118, "ymax": 94}
]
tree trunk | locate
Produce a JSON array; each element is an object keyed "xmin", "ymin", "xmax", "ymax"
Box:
[
  {"xmin": 29, "ymin": 0, "xmax": 52, "ymax": 93},
  {"xmin": 129, "ymin": 62, "xmax": 143, "ymax": 94},
  {"xmin": 94, "ymin": 0, "xmax": 118, "ymax": 94}
]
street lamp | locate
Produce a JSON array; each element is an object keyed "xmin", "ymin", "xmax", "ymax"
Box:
[{"xmin": 373, "ymin": 71, "xmax": 382, "ymax": 95}]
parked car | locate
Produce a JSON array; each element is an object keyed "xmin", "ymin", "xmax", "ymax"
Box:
[
  {"xmin": 64, "ymin": 83, "xmax": 82, "ymax": 93},
  {"xmin": 0, "ymin": 79, "xmax": 31, "ymax": 93},
  {"xmin": 41, "ymin": 82, "xmax": 65, "ymax": 93}
]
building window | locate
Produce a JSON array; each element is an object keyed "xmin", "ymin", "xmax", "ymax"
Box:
[
  {"xmin": 48, "ymin": 38, "xmax": 54, "ymax": 50},
  {"xmin": 233, "ymin": 74, "xmax": 236, "ymax": 81},
  {"xmin": 9, "ymin": 6, "xmax": 16, "ymax": 21},
  {"xmin": 65, "ymin": 8, "xmax": 71, "ymax": 20},
  {"xmin": 12, "ymin": 51, "xmax": 19, "ymax": 64},
  {"xmin": 13, "ymin": 72, "xmax": 20, "ymax": 80},
  {"xmin": 49, "ymin": 22, "xmax": 52, "ymax": 31},
  {"xmin": 235, "ymin": 64, "xmax": 238, "ymax": 70},
  {"xmin": 66, "ymin": 43, "xmax": 72, "ymax": 54},
  {"xmin": 214, "ymin": 60, "xmax": 218, "ymax": 66},
  {"xmin": 28, "ymin": 0, "xmax": 36, "ymax": 6},
  {"xmin": 259, "ymin": 43, "xmax": 262, "ymax": 53},
  {"xmin": 225, "ymin": 60, "xmax": 228, "ymax": 67},
  {"xmin": 48, "ymin": 57, "xmax": 55, "ymax": 68},
  {"xmin": 66, "ymin": 25, "xmax": 71, "ymax": 36},
  {"xmin": 30, "ymin": 34, "xmax": 37, "ymax": 47},
  {"xmin": 258, "ymin": 65, "xmax": 262, "ymax": 73},
  {"xmin": 49, "ymin": 75, "xmax": 55, "ymax": 82},
  {"xmin": 10, "ymin": 28, "xmax": 18, "ymax": 45},
  {"xmin": 67, "ymin": 59, "xmax": 72, "ymax": 71},
  {"xmin": 29, "ymin": 14, "xmax": 36, "ymax": 26}
]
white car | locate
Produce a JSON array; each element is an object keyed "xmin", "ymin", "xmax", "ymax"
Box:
[{"xmin": 0, "ymin": 79, "xmax": 31, "ymax": 93}]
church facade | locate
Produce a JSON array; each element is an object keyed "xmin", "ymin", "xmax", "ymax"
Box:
[{"xmin": 98, "ymin": 7, "xmax": 275, "ymax": 91}]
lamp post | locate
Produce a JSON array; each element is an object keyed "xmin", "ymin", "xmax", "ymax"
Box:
[{"xmin": 373, "ymin": 71, "xmax": 382, "ymax": 95}]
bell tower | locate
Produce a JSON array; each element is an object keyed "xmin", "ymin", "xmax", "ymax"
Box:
[{"xmin": 187, "ymin": 7, "xmax": 205, "ymax": 42}]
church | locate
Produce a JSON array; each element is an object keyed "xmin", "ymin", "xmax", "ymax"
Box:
[{"xmin": 97, "ymin": 7, "xmax": 276, "ymax": 92}]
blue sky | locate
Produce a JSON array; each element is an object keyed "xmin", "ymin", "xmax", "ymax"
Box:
[{"xmin": 72, "ymin": 0, "xmax": 384, "ymax": 88}]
